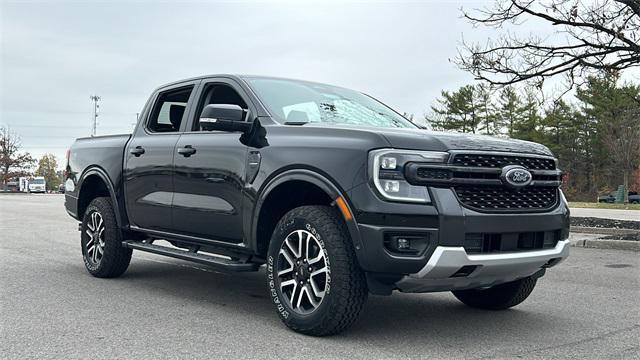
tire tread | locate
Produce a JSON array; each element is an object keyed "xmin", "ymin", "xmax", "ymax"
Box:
[
  {"xmin": 82, "ymin": 197, "xmax": 131, "ymax": 278},
  {"xmin": 270, "ymin": 205, "xmax": 367, "ymax": 336}
]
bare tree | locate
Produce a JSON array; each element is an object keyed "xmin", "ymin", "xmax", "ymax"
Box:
[
  {"xmin": 601, "ymin": 107, "xmax": 640, "ymax": 203},
  {"xmin": 0, "ymin": 127, "xmax": 35, "ymax": 186},
  {"xmin": 457, "ymin": 0, "xmax": 640, "ymax": 92}
]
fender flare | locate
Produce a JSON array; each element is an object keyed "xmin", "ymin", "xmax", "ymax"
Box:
[
  {"xmin": 77, "ymin": 166, "xmax": 124, "ymax": 228},
  {"xmin": 250, "ymin": 169, "xmax": 363, "ymax": 254}
]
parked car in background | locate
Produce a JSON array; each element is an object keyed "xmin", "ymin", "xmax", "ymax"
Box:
[
  {"xmin": 28, "ymin": 177, "xmax": 46, "ymax": 193},
  {"xmin": 598, "ymin": 192, "xmax": 616, "ymax": 203},
  {"xmin": 58, "ymin": 184, "xmax": 65, "ymax": 194},
  {"xmin": 598, "ymin": 191, "xmax": 639, "ymax": 204}
]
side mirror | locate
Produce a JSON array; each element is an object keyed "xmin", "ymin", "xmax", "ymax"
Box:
[{"xmin": 199, "ymin": 104, "xmax": 251, "ymax": 132}]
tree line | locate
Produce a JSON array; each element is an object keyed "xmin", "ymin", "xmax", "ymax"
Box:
[
  {"xmin": 1, "ymin": 127, "xmax": 61, "ymax": 191},
  {"xmin": 425, "ymin": 75, "xmax": 640, "ymax": 201}
]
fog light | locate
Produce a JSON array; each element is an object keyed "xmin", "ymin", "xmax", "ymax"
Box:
[
  {"xmin": 382, "ymin": 180, "xmax": 400, "ymax": 193},
  {"xmin": 397, "ymin": 238, "xmax": 410, "ymax": 250},
  {"xmin": 380, "ymin": 156, "xmax": 397, "ymax": 169},
  {"xmin": 384, "ymin": 234, "xmax": 430, "ymax": 256}
]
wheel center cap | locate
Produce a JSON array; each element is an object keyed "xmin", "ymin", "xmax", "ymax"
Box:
[{"xmin": 297, "ymin": 266, "xmax": 309, "ymax": 279}]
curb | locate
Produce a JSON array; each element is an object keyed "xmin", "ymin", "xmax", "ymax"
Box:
[
  {"xmin": 571, "ymin": 226, "xmax": 637, "ymax": 235},
  {"xmin": 570, "ymin": 238, "xmax": 640, "ymax": 251}
]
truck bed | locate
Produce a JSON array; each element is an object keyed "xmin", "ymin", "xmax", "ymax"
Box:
[{"xmin": 65, "ymin": 134, "xmax": 131, "ymax": 220}]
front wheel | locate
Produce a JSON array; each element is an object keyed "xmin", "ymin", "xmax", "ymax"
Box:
[
  {"xmin": 266, "ymin": 205, "xmax": 367, "ymax": 336},
  {"xmin": 452, "ymin": 276, "xmax": 537, "ymax": 310},
  {"xmin": 81, "ymin": 197, "xmax": 132, "ymax": 278}
]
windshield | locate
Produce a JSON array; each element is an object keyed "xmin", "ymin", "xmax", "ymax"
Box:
[
  {"xmin": 245, "ymin": 78, "xmax": 417, "ymax": 129},
  {"xmin": 31, "ymin": 179, "xmax": 45, "ymax": 185}
]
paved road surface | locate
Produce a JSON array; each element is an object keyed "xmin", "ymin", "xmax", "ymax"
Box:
[
  {"xmin": 570, "ymin": 207, "xmax": 639, "ymax": 221},
  {"xmin": 2, "ymin": 194, "xmax": 639, "ymax": 359}
]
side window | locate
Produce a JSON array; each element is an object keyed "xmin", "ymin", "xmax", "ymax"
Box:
[
  {"xmin": 147, "ymin": 86, "xmax": 194, "ymax": 133},
  {"xmin": 193, "ymin": 84, "xmax": 248, "ymax": 131}
]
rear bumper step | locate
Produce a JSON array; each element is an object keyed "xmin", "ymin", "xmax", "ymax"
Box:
[{"xmin": 122, "ymin": 241, "xmax": 260, "ymax": 272}]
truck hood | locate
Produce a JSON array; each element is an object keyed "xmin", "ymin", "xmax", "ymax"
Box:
[
  {"xmin": 306, "ymin": 125, "xmax": 553, "ymax": 156},
  {"xmin": 380, "ymin": 128, "xmax": 552, "ymax": 155}
]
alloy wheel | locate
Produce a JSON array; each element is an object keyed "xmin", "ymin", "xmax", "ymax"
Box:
[
  {"xmin": 85, "ymin": 211, "xmax": 106, "ymax": 265},
  {"xmin": 277, "ymin": 229, "xmax": 329, "ymax": 315}
]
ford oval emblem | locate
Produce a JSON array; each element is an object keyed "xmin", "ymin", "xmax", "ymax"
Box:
[{"xmin": 501, "ymin": 165, "xmax": 533, "ymax": 188}]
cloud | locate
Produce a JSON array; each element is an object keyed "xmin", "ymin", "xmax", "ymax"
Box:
[{"xmin": 0, "ymin": 0, "xmax": 504, "ymax": 165}]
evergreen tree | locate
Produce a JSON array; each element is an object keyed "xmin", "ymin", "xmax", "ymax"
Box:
[
  {"xmin": 576, "ymin": 76, "xmax": 640, "ymax": 202},
  {"xmin": 496, "ymin": 87, "xmax": 521, "ymax": 137},
  {"xmin": 513, "ymin": 89, "xmax": 542, "ymax": 142},
  {"xmin": 430, "ymin": 85, "xmax": 481, "ymax": 133},
  {"xmin": 476, "ymin": 84, "xmax": 498, "ymax": 135}
]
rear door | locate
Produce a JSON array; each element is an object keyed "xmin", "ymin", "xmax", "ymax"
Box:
[
  {"xmin": 171, "ymin": 78, "xmax": 255, "ymax": 243},
  {"xmin": 124, "ymin": 81, "xmax": 199, "ymax": 231}
]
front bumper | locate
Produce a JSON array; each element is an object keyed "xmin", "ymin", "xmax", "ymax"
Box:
[
  {"xmin": 347, "ymin": 183, "xmax": 570, "ymax": 292},
  {"xmin": 395, "ymin": 239, "xmax": 569, "ymax": 293}
]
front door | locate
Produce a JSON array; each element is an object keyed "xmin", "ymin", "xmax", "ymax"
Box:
[
  {"xmin": 171, "ymin": 80, "xmax": 253, "ymax": 243},
  {"xmin": 124, "ymin": 82, "xmax": 197, "ymax": 231}
]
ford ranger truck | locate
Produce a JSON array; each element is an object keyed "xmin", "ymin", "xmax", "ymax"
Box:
[{"xmin": 64, "ymin": 75, "xmax": 570, "ymax": 336}]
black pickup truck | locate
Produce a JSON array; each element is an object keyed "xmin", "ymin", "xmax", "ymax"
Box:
[{"xmin": 64, "ymin": 75, "xmax": 570, "ymax": 336}]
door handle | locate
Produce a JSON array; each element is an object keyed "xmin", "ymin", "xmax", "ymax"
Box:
[
  {"xmin": 130, "ymin": 146, "xmax": 145, "ymax": 157},
  {"xmin": 178, "ymin": 145, "xmax": 196, "ymax": 157},
  {"xmin": 206, "ymin": 177, "xmax": 224, "ymax": 183}
]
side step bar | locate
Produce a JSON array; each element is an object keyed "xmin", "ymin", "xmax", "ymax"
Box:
[{"xmin": 122, "ymin": 241, "xmax": 260, "ymax": 272}]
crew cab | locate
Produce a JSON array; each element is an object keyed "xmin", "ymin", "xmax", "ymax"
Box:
[{"xmin": 64, "ymin": 75, "xmax": 570, "ymax": 336}]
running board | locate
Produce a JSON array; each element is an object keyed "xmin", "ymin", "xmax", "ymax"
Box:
[{"xmin": 122, "ymin": 241, "xmax": 260, "ymax": 272}]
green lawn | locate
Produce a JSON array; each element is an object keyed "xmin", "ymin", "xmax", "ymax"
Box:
[{"xmin": 569, "ymin": 202, "xmax": 640, "ymax": 210}]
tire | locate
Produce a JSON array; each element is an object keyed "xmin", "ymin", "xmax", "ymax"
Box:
[
  {"xmin": 452, "ymin": 276, "xmax": 537, "ymax": 310},
  {"xmin": 266, "ymin": 205, "xmax": 367, "ymax": 336},
  {"xmin": 81, "ymin": 197, "xmax": 132, "ymax": 278}
]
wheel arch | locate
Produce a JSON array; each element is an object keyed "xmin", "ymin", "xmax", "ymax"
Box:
[
  {"xmin": 250, "ymin": 169, "xmax": 362, "ymax": 258},
  {"xmin": 77, "ymin": 166, "xmax": 124, "ymax": 228}
]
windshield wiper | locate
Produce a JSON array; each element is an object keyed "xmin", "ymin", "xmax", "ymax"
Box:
[{"xmin": 284, "ymin": 121, "xmax": 309, "ymax": 126}]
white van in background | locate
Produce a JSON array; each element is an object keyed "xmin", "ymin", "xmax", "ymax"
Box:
[{"xmin": 28, "ymin": 177, "xmax": 46, "ymax": 193}]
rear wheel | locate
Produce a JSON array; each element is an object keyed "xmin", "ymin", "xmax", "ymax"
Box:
[
  {"xmin": 266, "ymin": 205, "xmax": 367, "ymax": 336},
  {"xmin": 452, "ymin": 276, "xmax": 537, "ymax": 310},
  {"xmin": 81, "ymin": 197, "xmax": 132, "ymax": 278}
]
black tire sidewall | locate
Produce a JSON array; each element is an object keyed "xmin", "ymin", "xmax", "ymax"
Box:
[{"xmin": 267, "ymin": 210, "xmax": 337, "ymax": 331}]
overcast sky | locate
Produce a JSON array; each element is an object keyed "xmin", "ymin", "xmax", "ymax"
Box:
[{"xmin": 0, "ymin": 0, "xmax": 612, "ymax": 168}]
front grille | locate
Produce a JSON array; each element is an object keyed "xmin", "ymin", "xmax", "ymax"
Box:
[
  {"xmin": 416, "ymin": 167, "xmax": 451, "ymax": 180},
  {"xmin": 454, "ymin": 185, "xmax": 558, "ymax": 212},
  {"xmin": 452, "ymin": 153, "xmax": 556, "ymax": 170},
  {"xmin": 464, "ymin": 230, "xmax": 561, "ymax": 254}
]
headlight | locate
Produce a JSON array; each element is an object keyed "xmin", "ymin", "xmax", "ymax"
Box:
[{"xmin": 369, "ymin": 149, "xmax": 449, "ymax": 203}]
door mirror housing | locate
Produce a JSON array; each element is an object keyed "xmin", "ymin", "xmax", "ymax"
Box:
[{"xmin": 199, "ymin": 104, "xmax": 251, "ymax": 132}]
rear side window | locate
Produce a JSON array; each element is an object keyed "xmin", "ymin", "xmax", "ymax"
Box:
[{"xmin": 147, "ymin": 86, "xmax": 194, "ymax": 133}]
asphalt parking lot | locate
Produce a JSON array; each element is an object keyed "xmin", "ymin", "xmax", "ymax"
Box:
[{"xmin": 1, "ymin": 194, "xmax": 639, "ymax": 359}]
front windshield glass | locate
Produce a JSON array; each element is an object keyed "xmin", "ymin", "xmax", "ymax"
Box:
[
  {"xmin": 246, "ymin": 78, "xmax": 417, "ymax": 129},
  {"xmin": 31, "ymin": 179, "xmax": 45, "ymax": 185}
]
